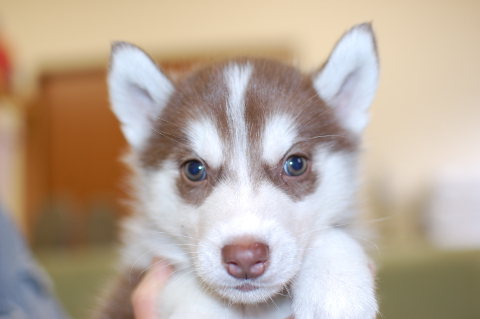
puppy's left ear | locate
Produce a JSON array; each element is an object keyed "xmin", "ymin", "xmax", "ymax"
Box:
[{"xmin": 313, "ymin": 23, "xmax": 379, "ymax": 135}]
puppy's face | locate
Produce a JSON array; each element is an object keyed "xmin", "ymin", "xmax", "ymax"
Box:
[{"xmin": 109, "ymin": 24, "xmax": 378, "ymax": 304}]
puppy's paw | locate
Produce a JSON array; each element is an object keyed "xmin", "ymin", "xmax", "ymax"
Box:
[
  {"xmin": 291, "ymin": 283, "xmax": 377, "ymax": 319},
  {"xmin": 291, "ymin": 229, "xmax": 378, "ymax": 319}
]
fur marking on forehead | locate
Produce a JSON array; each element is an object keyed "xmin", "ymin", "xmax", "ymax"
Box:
[
  {"xmin": 223, "ymin": 63, "xmax": 254, "ymax": 178},
  {"xmin": 185, "ymin": 117, "xmax": 224, "ymax": 168},
  {"xmin": 262, "ymin": 113, "xmax": 298, "ymax": 165}
]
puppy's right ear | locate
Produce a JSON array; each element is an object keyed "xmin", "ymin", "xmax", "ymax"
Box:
[{"xmin": 108, "ymin": 42, "xmax": 174, "ymax": 151}]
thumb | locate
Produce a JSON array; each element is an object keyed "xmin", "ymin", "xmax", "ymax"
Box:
[{"xmin": 132, "ymin": 259, "xmax": 174, "ymax": 319}]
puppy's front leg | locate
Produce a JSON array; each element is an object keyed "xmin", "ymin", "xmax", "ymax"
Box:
[{"xmin": 291, "ymin": 228, "xmax": 377, "ymax": 319}]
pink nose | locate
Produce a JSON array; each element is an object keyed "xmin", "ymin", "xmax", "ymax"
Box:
[{"xmin": 222, "ymin": 241, "xmax": 269, "ymax": 279}]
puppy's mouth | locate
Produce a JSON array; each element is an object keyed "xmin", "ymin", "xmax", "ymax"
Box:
[
  {"xmin": 235, "ymin": 283, "xmax": 258, "ymax": 292},
  {"xmin": 216, "ymin": 281, "xmax": 285, "ymax": 304}
]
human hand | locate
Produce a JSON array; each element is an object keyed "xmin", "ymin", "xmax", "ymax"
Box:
[
  {"xmin": 131, "ymin": 260, "xmax": 174, "ymax": 319},
  {"xmin": 131, "ymin": 260, "xmax": 294, "ymax": 319}
]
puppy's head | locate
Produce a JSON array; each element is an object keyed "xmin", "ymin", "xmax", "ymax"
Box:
[{"xmin": 109, "ymin": 24, "xmax": 378, "ymax": 304}]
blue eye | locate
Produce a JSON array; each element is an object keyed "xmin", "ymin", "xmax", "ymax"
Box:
[
  {"xmin": 284, "ymin": 156, "xmax": 307, "ymax": 176},
  {"xmin": 184, "ymin": 160, "xmax": 206, "ymax": 181}
]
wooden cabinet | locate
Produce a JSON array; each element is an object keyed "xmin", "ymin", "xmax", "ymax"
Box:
[{"xmin": 26, "ymin": 69, "xmax": 127, "ymax": 246}]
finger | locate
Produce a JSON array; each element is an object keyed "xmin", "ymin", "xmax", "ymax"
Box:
[{"xmin": 131, "ymin": 260, "xmax": 173, "ymax": 319}]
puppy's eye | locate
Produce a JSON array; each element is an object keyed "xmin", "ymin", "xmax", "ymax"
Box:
[
  {"xmin": 284, "ymin": 156, "xmax": 307, "ymax": 176},
  {"xmin": 184, "ymin": 160, "xmax": 206, "ymax": 181}
]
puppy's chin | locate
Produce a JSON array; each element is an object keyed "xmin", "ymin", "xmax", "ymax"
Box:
[{"xmin": 215, "ymin": 283, "xmax": 285, "ymax": 304}]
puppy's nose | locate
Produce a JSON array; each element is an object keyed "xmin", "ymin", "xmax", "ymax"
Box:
[{"xmin": 222, "ymin": 242, "xmax": 269, "ymax": 279}]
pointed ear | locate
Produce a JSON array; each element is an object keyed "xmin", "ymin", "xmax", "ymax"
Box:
[
  {"xmin": 108, "ymin": 42, "xmax": 174, "ymax": 150},
  {"xmin": 313, "ymin": 23, "xmax": 379, "ymax": 135}
]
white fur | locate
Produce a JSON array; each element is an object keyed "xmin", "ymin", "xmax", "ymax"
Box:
[
  {"xmin": 109, "ymin": 43, "xmax": 174, "ymax": 150},
  {"xmin": 291, "ymin": 228, "xmax": 377, "ymax": 319},
  {"xmin": 118, "ymin": 147, "xmax": 375, "ymax": 319},
  {"xmin": 299, "ymin": 148, "xmax": 359, "ymax": 226},
  {"xmin": 223, "ymin": 63, "xmax": 253, "ymax": 179},
  {"xmin": 194, "ymin": 180, "xmax": 301, "ymax": 304},
  {"xmin": 108, "ymin": 23, "xmax": 379, "ymax": 319},
  {"xmin": 158, "ymin": 270, "xmax": 290, "ymax": 319},
  {"xmin": 185, "ymin": 118, "xmax": 224, "ymax": 168},
  {"xmin": 120, "ymin": 159, "xmax": 196, "ymax": 270},
  {"xmin": 312, "ymin": 24, "xmax": 379, "ymax": 135},
  {"xmin": 262, "ymin": 113, "xmax": 298, "ymax": 165}
]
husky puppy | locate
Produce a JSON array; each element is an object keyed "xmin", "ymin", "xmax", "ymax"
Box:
[{"xmin": 97, "ymin": 23, "xmax": 379, "ymax": 319}]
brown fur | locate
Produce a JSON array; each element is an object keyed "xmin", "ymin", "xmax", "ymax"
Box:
[
  {"xmin": 92, "ymin": 269, "xmax": 143, "ymax": 319},
  {"xmin": 137, "ymin": 58, "xmax": 357, "ymax": 206}
]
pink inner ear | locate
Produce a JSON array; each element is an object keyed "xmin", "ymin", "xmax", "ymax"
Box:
[
  {"xmin": 312, "ymin": 24, "xmax": 379, "ymax": 135},
  {"xmin": 113, "ymin": 82, "xmax": 159, "ymax": 150},
  {"xmin": 129, "ymin": 84, "xmax": 156, "ymax": 120},
  {"xmin": 333, "ymin": 72, "xmax": 358, "ymax": 121}
]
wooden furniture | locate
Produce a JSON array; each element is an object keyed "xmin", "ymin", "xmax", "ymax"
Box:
[
  {"xmin": 26, "ymin": 68, "xmax": 127, "ymax": 246},
  {"xmin": 25, "ymin": 48, "xmax": 292, "ymax": 246}
]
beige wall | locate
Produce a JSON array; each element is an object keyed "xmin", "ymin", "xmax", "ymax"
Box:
[{"xmin": 2, "ymin": 0, "xmax": 480, "ymax": 228}]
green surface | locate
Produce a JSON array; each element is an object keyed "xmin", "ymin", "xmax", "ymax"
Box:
[
  {"xmin": 34, "ymin": 245, "xmax": 118, "ymax": 319},
  {"xmin": 35, "ymin": 246, "xmax": 480, "ymax": 319},
  {"xmin": 377, "ymin": 249, "xmax": 480, "ymax": 319}
]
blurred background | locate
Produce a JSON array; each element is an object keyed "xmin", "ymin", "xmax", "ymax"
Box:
[{"xmin": 0, "ymin": 0, "xmax": 479, "ymax": 318}]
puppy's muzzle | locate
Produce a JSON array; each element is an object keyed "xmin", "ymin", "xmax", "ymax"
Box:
[{"xmin": 222, "ymin": 241, "xmax": 269, "ymax": 279}]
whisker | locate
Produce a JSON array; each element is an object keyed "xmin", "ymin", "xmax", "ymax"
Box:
[
  {"xmin": 269, "ymin": 295, "xmax": 280, "ymax": 310},
  {"xmin": 284, "ymin": 285, "xmax": 292, "ymax": 298},
  {"xmin": 299, "ymin": 134, "xmax": 347, "ymax": 142},
  {"xmin": 137, "ymin": 251, "xmax": 201, "ymax": 280},
  {"xmin": 153, "ymin": 126, "xmax": 188, "ymax": 141},
  {"xmin": 293, "ymin": 225, "xmax": 332, "ymax": 239},
  {"xmin": 149, "ymin": 264, "xmax": 193, "ymax": 290},
  {"xmin": 145, "ymin": 230, "xmax": 199, "ymax": 242},
  {"xmin": 358, "ymin": 214, "xmax": 398, "ymax": 224},
  {"xmin": 303, "ymin": 108, "xmax": 341, "ymax": 129},
  {"xmin": 138, "ymin": 256, "xmax": 171, "ymax": 279},
  {"xmin": 155, "ymin": 116, "xmax": 184, "ymax": 129},
  {"xmin": 140, "ymin": 260, "xmax": 179, "ymax": 283},
  {"xmin": 191, "ymin": 283, "xmax": 204, "ymax": 304},
  {"xmin": 351, "ymin": 235, "xmax": 381, "ymax": 255},
  {"xmin": 151, "ymin": 127, "xmax": 189, "ymax": 146},
  {"xmin": 300, "ymin": 95, "xmax": 327, "ymax": 124},
  {"xmin": 185, "ymin": 272, "xmax": 204, "ymax": 303},
  {"xmin": 165, "ymin": 269, "xmax": 196, "ymax": 289},
  {"xmin": 129, "ymin": 247, "xmax": 159, "ymax": 284},
  {"xmin": 162, "ymin": 243, "xmax": 207, "ymax": 248}
]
